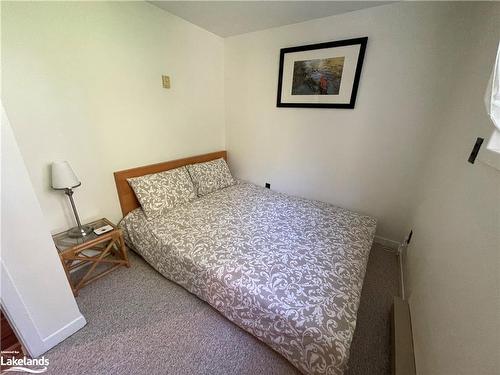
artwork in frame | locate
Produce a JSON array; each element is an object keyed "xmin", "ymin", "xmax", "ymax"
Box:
[{"xmin": 276, "ymin": 37, "xmax": 368, "ymax": 109}]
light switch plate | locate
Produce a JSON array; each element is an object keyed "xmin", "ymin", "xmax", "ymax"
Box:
[{"xmin": 162, "ymin": 75, "xmax": 170, "ymax": 89}]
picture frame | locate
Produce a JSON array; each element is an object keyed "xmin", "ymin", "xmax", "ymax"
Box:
[{"xmin": 276, "ymin": 37, "xmax": 368, "ymax": 109}]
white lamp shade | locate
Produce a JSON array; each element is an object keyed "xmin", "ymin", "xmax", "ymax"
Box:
[{"xmin": 51, "ymin": 161, "xmax": 81, "ymax": 189}]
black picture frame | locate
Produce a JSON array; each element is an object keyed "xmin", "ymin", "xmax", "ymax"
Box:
[{"xmin": 276, "ymin": 37, "xmax": 368, "ymax": 109}]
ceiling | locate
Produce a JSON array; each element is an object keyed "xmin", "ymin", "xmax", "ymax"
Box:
[{"xmin": 149, "ymin": 1, "xmax": 392, "ymax": 37}]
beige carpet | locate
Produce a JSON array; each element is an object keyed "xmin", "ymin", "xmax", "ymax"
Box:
[{"xmin": 43, "ymin": 243, "xmax": 399, "ymax": 375}]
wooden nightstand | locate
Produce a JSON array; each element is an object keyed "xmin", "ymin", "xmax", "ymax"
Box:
[{"xmin": 52, "ymin": 218, "xmax": 130, "ymax": 296}]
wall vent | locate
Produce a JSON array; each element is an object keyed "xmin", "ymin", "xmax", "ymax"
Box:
[{"xmin": 392, "ymin": 297, "xmax": 416, "ymax": 375}]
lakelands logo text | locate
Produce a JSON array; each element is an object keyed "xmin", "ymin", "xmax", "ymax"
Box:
[{"xmin": 1, "ymin": 353, "xmax": 49, "ymax": 373}]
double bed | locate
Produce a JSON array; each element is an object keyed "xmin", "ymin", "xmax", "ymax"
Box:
[{"xmin": 114, "ymin": 151, "xmax": 376, "ymax": 375}]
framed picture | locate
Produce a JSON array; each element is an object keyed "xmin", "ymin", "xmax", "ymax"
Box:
[{"xmin": 276, "ymin": 37, "xmax": 368, "ymax": 109}]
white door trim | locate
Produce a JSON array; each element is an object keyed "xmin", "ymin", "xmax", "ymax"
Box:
[
  {"xmin": 1, "ymin": 260, "xmax": 46, "ymax": 357},
  {"xmin": 0, "ymin": 260, "xmax": 87, "ymax": 357}
]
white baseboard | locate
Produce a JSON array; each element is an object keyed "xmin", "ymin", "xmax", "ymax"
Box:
[
  {"xmin": 397, "ymin": 241, "xmax": 409, "ymax": 300},
  {"xmin": 42, "ymin": 315, "xmax": 87, "ymax": 351},
  {"xmin": 399, "ymin": 247, "xmax": 406, "ymax": 300},
  {"xmin": 374, "ymin": 235, "xmax": 401, "ymax": 251}
]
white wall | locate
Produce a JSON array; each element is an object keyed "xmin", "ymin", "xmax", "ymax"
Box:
[
  {"xmin": 1, "ymin": 1, "xmax": 225, "ymax": 232},
  {"xmin": 1, "ymin": 105, "xmax": 86, "ymax": 357},
  {"xmin": 225, "ymin": 2, "xmax": 458, "ymax": 242},
  {"xmin": 406, "ymin": 3, "xmax": 500, "ymax": 375}
]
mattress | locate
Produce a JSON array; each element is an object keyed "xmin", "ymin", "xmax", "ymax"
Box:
[{"xmin": 119, "ymin": 181, "xmax": 376, "ymax": 375}]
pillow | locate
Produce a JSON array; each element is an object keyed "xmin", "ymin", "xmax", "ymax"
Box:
[
  {"xmin": 127, "ymin": 166, "xmax": 196, "ymax": 218},
  {"xmin": 187, "ymin": 158, "xmax": 235, "ymax": 197}
]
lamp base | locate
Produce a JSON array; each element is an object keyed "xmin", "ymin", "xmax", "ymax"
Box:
[{"xmin": 68, "ymin": 225, "xmax": 93, "ymax": 238}]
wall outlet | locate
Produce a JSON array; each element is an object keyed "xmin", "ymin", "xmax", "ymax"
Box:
[
  {"xmin": 406, "ymin": 230, "xmax": 413, "ymax": 245},
  {"xmin": 265, "ymin": 183, "xmax": 270, "ymax": 189}
]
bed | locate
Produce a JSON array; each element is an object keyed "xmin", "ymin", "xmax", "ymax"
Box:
[{"xmin": 114, "ymin": 151, "xmax": 376, "ymax": 375}]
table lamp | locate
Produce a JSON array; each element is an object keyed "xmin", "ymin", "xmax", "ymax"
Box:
[{"xmin": 51, "ymin": 161, "xmax": 92, "ymax": 238}]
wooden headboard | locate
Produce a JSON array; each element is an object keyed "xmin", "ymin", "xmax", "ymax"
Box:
[{"xmin": 114, "ymin": 151, "xmax": 227, "ymax": 217}]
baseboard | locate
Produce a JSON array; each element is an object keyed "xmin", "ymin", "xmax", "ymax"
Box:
[
  {"xmin": 373, "ymin": 236, "xmax": 406, "ymax": 299},
  {"xmin": 374, "ymin": 235, "xmax": 400, "ymax": 252},
  {"xmin": 397, "ymin": 241, "xmax": 409, "ymax": 300},
  {"xmin": 398, "ymin": 253, "xmax": 405, "ymax": 300},
  {"xmin": 42, "ymin": 315, "xmax": 87, "ymax": 352}
]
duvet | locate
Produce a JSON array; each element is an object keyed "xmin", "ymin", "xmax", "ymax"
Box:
[{"xmin": 119, "ymin": 182, "xmax": 376, "ymax": 375}]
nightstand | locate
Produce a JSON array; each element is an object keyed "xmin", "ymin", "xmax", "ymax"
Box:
[{"xmin": 52, "ymin": 218, "xmax": 130, "ymax": 296}]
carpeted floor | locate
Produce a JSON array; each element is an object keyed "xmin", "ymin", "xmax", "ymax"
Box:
[{"xmin": 43, "ymin": 243, "xmax": 399, "ymax": 375}]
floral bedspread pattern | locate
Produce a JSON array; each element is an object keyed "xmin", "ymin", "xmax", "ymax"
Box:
[
  {"xmin": 186, "ymin": 157, "xmax": 235, "ymax": 197},
  {"xmin": 120, "ymin": 182, "xmax": 376, "ymax": 375}
]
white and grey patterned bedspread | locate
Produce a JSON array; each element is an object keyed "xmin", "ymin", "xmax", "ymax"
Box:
[{"xmin": 119, "ymin": 182, "xmax": 376, "ymax": 375}]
